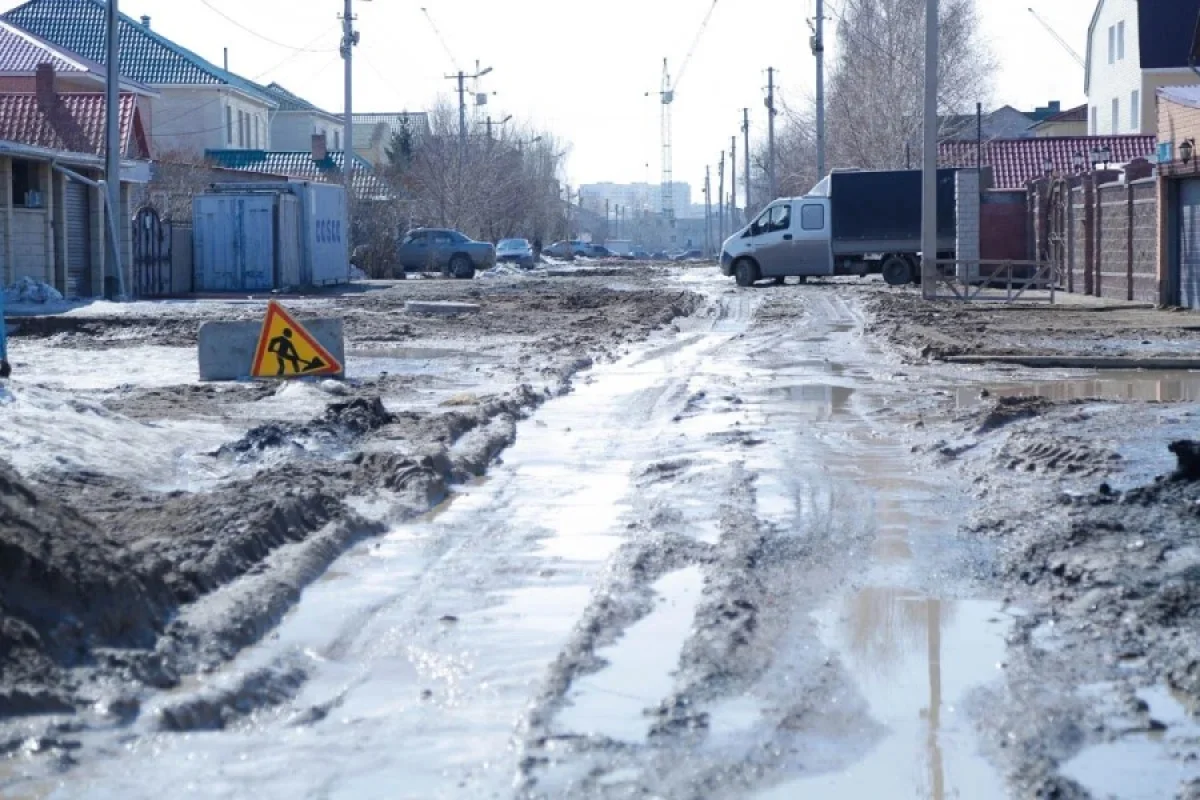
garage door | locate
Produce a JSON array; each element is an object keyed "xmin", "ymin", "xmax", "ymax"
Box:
[
  {"xmin": 1179, "ymin": 179, "xmax": 1200, "ymax": 310},
  {"xmin": 64, "ymin": 180, "xmax": 92, "ymax": 298}
]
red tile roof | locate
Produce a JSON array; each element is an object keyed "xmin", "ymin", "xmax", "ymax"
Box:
[
  {"xmin": 0, "ymin": 91, "xmax": 147, "ymax": 158},
  {"xmin": 939, "ymin": 135, "xmax": 1156, "ymax": 190},
  {"xmin": 0, "ymin": 19, "xmax": 84, "ymax": 73}
]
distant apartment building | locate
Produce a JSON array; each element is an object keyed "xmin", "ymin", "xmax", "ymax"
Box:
[{"xmin": 579, "ymin": 181, "xmax": 692, "ymax": 217}]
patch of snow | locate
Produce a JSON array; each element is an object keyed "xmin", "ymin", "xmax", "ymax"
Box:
[
  {"xmin": 9, "ymin": 342, "xmax": 197, "ymax": 390},
  {"xmin": 5, "ymin": 276, "xmax": 64, "ymax": 305},
  {"xmin": 0, "ymin": 383, "xmax": 234, "ymax": 488}
]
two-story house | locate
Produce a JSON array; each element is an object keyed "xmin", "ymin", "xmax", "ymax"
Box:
[
  {"xmin": 257, "ymin": 82, "xmax": 345, "ymax": 152},
  {"xmin": 1084, "ymin": 0, "xmax": 1200, "ymax": 136},
  {"xmin": 2, "ymin": 0, "xmax": 279, "ymax": 156}
]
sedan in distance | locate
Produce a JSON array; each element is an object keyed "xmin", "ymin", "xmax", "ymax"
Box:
[
  {"xmin": 397, "ymin": 228, "xmax": 496, "ymax": 279},
  {"xmin": 496, "ymin": 238, "xmax": 536, "ymax": 269}
]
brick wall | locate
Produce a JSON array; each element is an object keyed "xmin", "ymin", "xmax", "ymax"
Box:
[
  {"xmin": 1157, "ymin": 96, "xmax": 1200, "ymax": 162},
  {"xmin": 955, "ymin": 170, "xmax": 980, "ymax": 277},
  {"xmin": 1092, "ymin": 178, "xmax": 1159, "ymax": 302}
]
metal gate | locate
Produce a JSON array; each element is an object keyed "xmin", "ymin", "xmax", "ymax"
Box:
[
  {"xmin": 1179, "ymin": 179, "xmax": 1200, "ymax": 309},
  {"xmin": 64, "ymin": 179, "xmax": 92, "ymax": 298},
  {"xmin": 132, "ymin": 205, "xmax": 172, "ymax": 297}
]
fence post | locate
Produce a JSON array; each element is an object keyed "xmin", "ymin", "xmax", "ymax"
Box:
[
  {"xmin": 1094, "ymin": 179, "xmax": 1104, "ymax": 297},
  {"xmin": 1083, "ymin": 176, "xmax": 1095, "ymax": 295}
]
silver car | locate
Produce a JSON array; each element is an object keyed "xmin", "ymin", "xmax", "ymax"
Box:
[
  {"xmin": 397, "ymin": 228, "xmax": 496, "ymax": 279},
  {"xmin": 496, "ymin": 238, "xmax": 535, "ymax": 269}
]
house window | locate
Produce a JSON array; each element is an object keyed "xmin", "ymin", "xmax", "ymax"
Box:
[
  {"xmin": 1130, "ymin": 90, "xmax": 1139, "ymax": 130},
  {"xmin": 11, "ymin": 159, "xmax": 40, "ymax": 207},
  {"xmin": 334, "ymin": 130, "xmax": 340, "ymax": 150},
  {"xmin": 1090, "ymin": 106, "xmax": 1097, "ymax": 135},
  {"xmin": 1111, "ymin": 98, "xmax": 1119, "ymax": 134},
  {"xmin": 253, "ymin": 116, "xmax": 259, "ymax": 149},
  {"xmin": 1107, "ymin": 25, "xmax": 1115, "ymax": 64},
  {"xmin": 236, "ymin": 109, "xmax": 244, "ymax": 147},
  {"xmin": 226, "ymin": 106, "xmax": 233, "ymax": 145},
  {"xmin": 1117, "ymin": 20, "xmax": 1125, "ymax": 60}
]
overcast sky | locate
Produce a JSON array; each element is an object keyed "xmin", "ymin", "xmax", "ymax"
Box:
[{"xmin": 0, "ymin": 0, "xmax": 1096, "ymax": 188}]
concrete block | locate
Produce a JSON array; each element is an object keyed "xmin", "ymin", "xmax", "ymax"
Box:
[
  {"xmin": 404, "ymin": 300, "xmax": 481, "ymax": 316},
  {"xmin": 198, "ymin": 317, "xmax": 345, "ymax": 381}
]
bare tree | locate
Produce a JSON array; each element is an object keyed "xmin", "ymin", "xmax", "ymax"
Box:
[{"xmin": 770, "ymin": 0, "xmax": 994, "ymax": 187}]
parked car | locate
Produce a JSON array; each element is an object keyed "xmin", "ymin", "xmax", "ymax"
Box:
[
  {"xmin": 630, "ymin": 247, "xmax": 651, "ymax": 259},
  {"xmin": 496, "ymin": 237, "xmax": 535, "ymax": 269},
  {"xmin": 586, "ymin": 244, "xmax": 612, "ymax": 258},
  {"xmin": 543, "ymin": 240, "xmax": 576, "ymax": 260},
  {"xmin": 569, "ymin": 240, "xmax": 592, "ymax": 257},
  {"xmin": 396, "ymin": 228, "xmax": 496, "ymax": 279},
  {"xmin": 671, "ymin": 249, "xmax": 704, "ymax": 261}
]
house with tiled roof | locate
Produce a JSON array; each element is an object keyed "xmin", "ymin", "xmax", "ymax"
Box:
[
  {"xmin": 256, "ymin": 82, "xmax": 346, "ymax": 153},
  {"xmin": 1085, "ymin": 0, "xmax": 1200, "ymax": 135},
  {"xmin": 205, "ymin": 147, "xmax": 390, "ymax": 202},
  {"xmin": 2, "ymin": 0, "xmax": 279, "ymax": 155},
  {"xmin": 939, "ymin": 134, "xmax": 1156, "ymax": 190},
  {"xmin": 1030, "ymin": 105, "xmax": 1089, "ymax": 138},
  {"xmin": 0, "ymin": 64, "xmax": 150, "ymax": 297},
  {"xmin": 353, "ymin": 112, "xmax": 430, "ymax": 167}
]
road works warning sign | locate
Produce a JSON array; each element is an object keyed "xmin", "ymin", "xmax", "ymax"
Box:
[{"xmin": 250, "ymin": 300, "xmax": 343, "ymax": 378}]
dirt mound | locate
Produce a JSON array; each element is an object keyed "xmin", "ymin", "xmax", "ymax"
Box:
[
  {"xmin": 976, "ymin": 395, "xmax": 1055, "ymax": 433},
  {"xmin": 0, "ymin": 460, "xmax": 171, "ymax": 672},
  {"xmin": 216, "ymin": 396, "xmax": 394, "ymax": 457}
]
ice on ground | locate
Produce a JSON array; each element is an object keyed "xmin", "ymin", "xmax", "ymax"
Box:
[
  {"xmin": 6, "ymin": 276, "xmax": 64, "ymax": 305},
  {"xmin": 0, "ymin": 383, "xmax": 235, "ymax": 488},
  {"xmin": 9, "ymin": 343, "xmax": 199, "ymax": 390}
]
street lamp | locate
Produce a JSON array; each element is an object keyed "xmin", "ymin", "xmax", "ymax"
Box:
[
  {"xmin": 1090, "ymin": 144, "xmax": 1112, "ymax": 169},
  {"xmin": 1181, "ymin": 138, "xmax": 1195, "ymax": 165}
]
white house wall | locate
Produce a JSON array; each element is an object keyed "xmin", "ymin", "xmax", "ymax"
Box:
[
  {"xmin": 148, "ymin": 87, "xmax": 272, "ymax": 156},
  {"xmin": 1086, "ymin": 0, "xmax": 1143, "ymax": 134},
  {"xmin": 270, "ymin": 111, "xmax": 346, "ymax": 152}
]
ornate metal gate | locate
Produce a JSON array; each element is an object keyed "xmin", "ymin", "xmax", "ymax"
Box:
[{"xmin": 132, "ymin": 205, "xmax": 172, "ymax": 297}]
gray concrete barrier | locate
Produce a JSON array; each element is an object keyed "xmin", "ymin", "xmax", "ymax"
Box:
[{"xmin": 198, "ymin": 318, "xmax": 345, "ymax": 381}]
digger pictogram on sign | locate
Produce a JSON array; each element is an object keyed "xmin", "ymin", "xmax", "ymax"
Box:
[{"xmin": 250, "ymin": 300, "xmax": 342, "ymax": 378}]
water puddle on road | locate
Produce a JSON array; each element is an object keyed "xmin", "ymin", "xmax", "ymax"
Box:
[
  {"xmin": 555, "ymin": 566, "xmax": 706, "ymax": 743},
  {"xmin": 1060, "ymin": 686, "xmax": 1200, "ymax": 799},
  {"xmin": 955, "ymin": 370, "xmax": 1200, "ymax": 406}
]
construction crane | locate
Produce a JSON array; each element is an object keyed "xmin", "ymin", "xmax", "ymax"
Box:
[
  {"xmin": 1028, "ymin": 7, "xmax": 1085, "ymax": 68},
  {"xmin": 420, "ymin": 6, "xmax": 460, "ymax": 71},
  {"xmin": 648, "ymin": 0, "xmax": 719, "ymax": 240}
]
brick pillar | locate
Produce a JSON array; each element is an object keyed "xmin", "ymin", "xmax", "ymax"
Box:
[
  {"xmin": 1083, "ymin": 176, "xmax": 1095, "ymax": 295},
  {"xmin": 955, "ymin": 169, "xmax": 980, "ymax": 280},
  {"xmin": 1157, "ymin": 173, "xmax": 1171, "ymax": 307},
  {"xmin": 1126, "ymin": 182, "xmax": 1135, "ymax": 301}
]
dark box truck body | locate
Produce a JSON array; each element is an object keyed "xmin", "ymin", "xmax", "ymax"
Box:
[{"xmin": 826, "ymin": 168, "xmax": 958, "ymax": 258}]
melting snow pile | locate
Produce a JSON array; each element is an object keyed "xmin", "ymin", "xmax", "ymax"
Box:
[{"xmin": 5, "ymin": 276, "xmax": 64, "ymax": 304}]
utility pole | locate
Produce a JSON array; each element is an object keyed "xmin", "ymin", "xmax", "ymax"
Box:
[
  {"xmin": 340, "ymin": 0, "xmax": 364, "ymax": 257},
  {"xmin": 730, "ymin": 134, "xmax": 738, "ymax": 228},
  {"xmin": 766, "ymin": 67, "xmax": 777, "ymax": 200},
  {"xmin": 605, "ymin": 198, "xmax": 610, "ymax": 241},
  {"xmin": 103, "ymin": 0, "xmax": 123, "ymax": 298},
  {"xmin": 718, "ymin": 151, "xmax": 726, "ymax": 246},
  {"xmin": 921, "ymin": 0, "xmax": 940, "ymax": 299},
  {"xmin": 813, "ymin": 0, "xmax": 826, "ymax": 178},
  {"xmin": 445, "ymin": 64, "xmax": 493, "ymax": 153},
  {"xmin": 742, "ymin": 108, "xmax": 751, "ymax": 219},
  {"xmin": 704, "ymin": 166, "xmax": 712, "ymax": 256}
]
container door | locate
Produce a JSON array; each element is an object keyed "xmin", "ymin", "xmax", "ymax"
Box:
[
  {"xmin": 64, "ymin": 180, "xmax": 92, "ymax": 298},
  {"xmin": 794, "ymin": 200, "xmax": 833, "ymax": 275},
  {"xmin": 193, "ymin": 195, "xmax": 275, "ymax": 292},
  {"xmin": 277, "ymin": 193, "xmax": 303, "ymax": 288},
  {"xmin": 1179, "ymin": 179, "xmax": 1200, "ymax": 310}
]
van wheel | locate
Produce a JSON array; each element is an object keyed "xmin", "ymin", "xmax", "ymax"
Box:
[
  {"xmin": 882, "ymin": 255, "xmax": 913, "ymax": 286},
  {"xmin": 734, "ymin": 259, "xmax": 760, "ymax": 287},
  {"xmin": 449, "ymin": 254, "xmax": 475, "ymax": 280}
]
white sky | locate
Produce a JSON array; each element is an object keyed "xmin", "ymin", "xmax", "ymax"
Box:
[{"xmin": 0, "ymin": 0, "xmax": 1096, "ymax": 188}]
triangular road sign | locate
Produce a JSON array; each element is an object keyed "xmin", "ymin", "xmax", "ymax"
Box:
[{"xmin": 250, "ymin": 300, "xmax": 343, "ymax": 379}]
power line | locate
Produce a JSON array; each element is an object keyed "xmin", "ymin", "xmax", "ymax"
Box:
[{"xmin": 198, "ymin": 0, "xmax": 338, "ymax": 52}]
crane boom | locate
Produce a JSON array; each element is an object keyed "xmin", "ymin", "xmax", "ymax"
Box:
[
  {"xmin": 420, "ymin": 6, "xmax": 460, "ymax": 71},
  {"xmin": 1027, "ymin": 8, "xmax": 1084, "ymax": 67},
  {"xmin": 674, "ymin": 0, "xmax": 719, "ymax": 93}
]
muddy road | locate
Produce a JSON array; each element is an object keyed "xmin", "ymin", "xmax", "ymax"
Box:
[{"xmin": 3, "ymin": 268, "xmax": 1200, "ymax": 798}]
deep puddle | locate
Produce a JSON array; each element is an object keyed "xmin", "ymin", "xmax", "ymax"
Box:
[{"xmin": 956, "ymin": 370, "xmax": 1200, "ymax": 405}]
